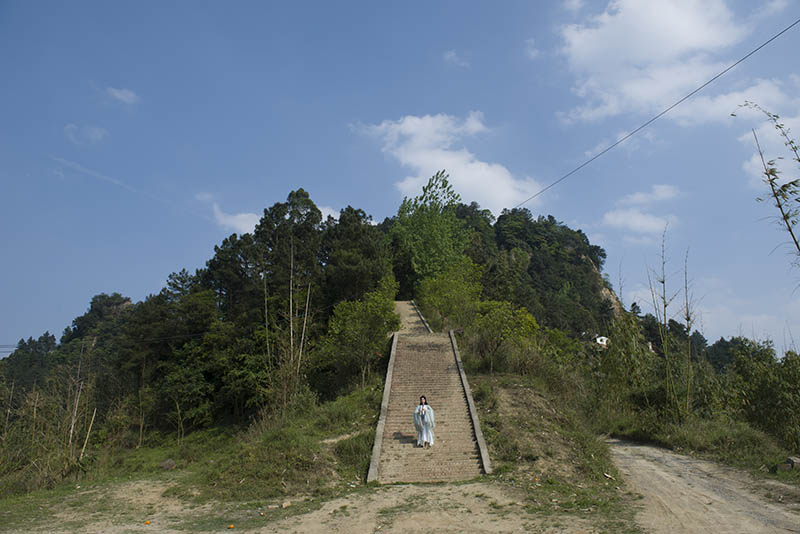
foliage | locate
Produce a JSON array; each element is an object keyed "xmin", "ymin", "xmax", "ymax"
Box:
[
  {"xmin": 415, "ymin": 256, "xmax": 482, "ymax": 331},
  {"xmin": 321, "ymin": 206, "xmax": 392, "ymax": 307},
  {"xmin": 469, "ymin": 300, "xmax": 538, "ymax": 373},
  {"xmin": 315, "ymin": 274, "xmax": 401, "ymax": 391},
  {"xmin": 489, "ymin": 209, "xmax": 611, "ymax": 336},
  {"xmin": 391, "ymin": 170, "xmax": 469, "ymax": 288},
  {"xmin": 739, "ymin": 102, "xmax": 800, "ymax": 268},
  {"xmin": 471, "ymin": 375, "xmax": 636, "ymax": 530}
]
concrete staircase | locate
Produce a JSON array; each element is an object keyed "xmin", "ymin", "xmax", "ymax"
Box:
[{"xmin": 368, "ymin": 301, "xmax": 490, "ymax": 483}]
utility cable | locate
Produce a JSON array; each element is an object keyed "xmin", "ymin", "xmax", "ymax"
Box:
[{"xmin": 514, "ymin": 15, "xmax": 800, "ymax": 209}]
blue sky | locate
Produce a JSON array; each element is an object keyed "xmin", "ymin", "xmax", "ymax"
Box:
[{"xmin": 2, "ymin": 0, "xmax": 799, "ymax": 352}]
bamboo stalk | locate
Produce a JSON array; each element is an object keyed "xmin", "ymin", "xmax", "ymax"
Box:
[
  {"xmin": 68, "ymin": 383, "xmax": 83, "ymax": 454},
  {"xmin": 79, "ymin": 407, "xmax": 96, "ymax": 461},
  {"xmin": 295, "ymin": 283, "xmax": 312, "ymax": 392},
  {"xmin": 3, "ymin": 381, "xmax": 13, "ymax": 440}
]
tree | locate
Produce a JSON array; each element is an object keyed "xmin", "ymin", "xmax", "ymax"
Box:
[
  {"xmin": 317, "ymin": 275, "xmax": 401, "ymax": 390},
  {"xmin": 321, "ymin": 206, "xmax": 391, "ymax": 307},
  {"xmin": 416, "ymin": 256, "xmax": 482, "ymax": 331},
  {"xmin": 2, "ymin": 332, "xmax": 57, "ymax": 392},
  {"xmin": 392, "ymin": 171, "xmax": 469, "ymax": 287},
  {"xmin": 471, "ymin": 300, "xmax": 538, "ymax": 373},
  {"xmin": 61, "ymin": 293, "xmax": 131, "ymax": 343},
  {"xmin": 492, "ymin": 209, "xmax": 609, "ymax": 335}
]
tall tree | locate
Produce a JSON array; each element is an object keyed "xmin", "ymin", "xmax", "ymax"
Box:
[
  {"xmin": 391, "ymin": 171, "xmax": 469, "ymax": 288},
  {"xmin": 321, "ymin": 206, "xmax": 391, "ymax": 307}
]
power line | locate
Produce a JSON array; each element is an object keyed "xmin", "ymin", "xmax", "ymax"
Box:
[{"xmin": 514, "ymin": 16, "xmax": 800, "ymax": 209}]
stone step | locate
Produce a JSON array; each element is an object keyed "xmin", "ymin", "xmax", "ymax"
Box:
[{"xmin": 371, "ymin": 302, "xmax": 485, "ymax": 484}]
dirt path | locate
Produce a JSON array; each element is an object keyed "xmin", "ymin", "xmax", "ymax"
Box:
[
  {"xmin": 5, "ymin": 479, "xmax": 603, "ymax": 534},
  {"xmin": 609, "ymin": 439, "xmax": 800, "ymax": 533},
  {"xmin": 254, "ymin": 482, "xmax": 594, "ymax": 534}
]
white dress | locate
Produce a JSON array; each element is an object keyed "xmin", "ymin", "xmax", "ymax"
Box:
[{"xmin": 413, "ymin": 404, "xmax": 435, "ymax": 446}]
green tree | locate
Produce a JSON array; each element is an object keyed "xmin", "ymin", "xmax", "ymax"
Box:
[
  {"xmin": 321, "ymin": 206, "xmax": 391, "ymax": 307},
  {"xmin": 416, "ymin": 256, "xmax": 482, "ymax": 331},
  {"xmin": 2, "ymin": 332, "xmax": 57, "ymax": 391},
  {"xmin": 317, "ymin": 275, "xmax": 401, "ymax": 390},
  {"xmin": 471, "ymin": 300, "xmax": 538, "ymax": 373},
  {"xmin": 392, "ymin": 171, "xmax": 469, "ymax": 287}
]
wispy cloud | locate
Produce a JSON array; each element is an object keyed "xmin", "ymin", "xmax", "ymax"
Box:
[
  {"xmin": 619, "ymin": 184, "xmax": 679, "ymax": 205},
  {"xmin": 357, "ymin": 111, "xmax": 543, "ymax": 214},
  {"xmin": 64, "ymin": 123, "xmax": 108, "ymax": 145},
  {"xmin": 584, "ymin": 129, "xmax": 657, "ymax": 157},
  {"xmin": 211, "ymin": 204, "xmax": 259, "ymax": 235},
  {"xmin": 51, "ymin": 155, "xmax": 136, "ymax": 193},
  {"xmin": 51, "ymin": 156, "xmax": 206, "ymax": 220},
  {"xmin": 524, "ymin": 38, "xmax": 541, "ymax": 59},
  {"xmin": 443, "ymin": 50, "xmax": 470, "ymax": 68},
  {"xmin": 603, "ymin": 208, "xmax": 677, "ymax": 234},
  {"xmin": 562, "ymin": 0, "xmax": 584, "ymax": 13},
  {"xmin": 107, "ymin": 87, "xmax": 139, "ymax": 104},
  {"xmin": 601, "ymin": 184, "xmax": 679, "ymax": 240}
]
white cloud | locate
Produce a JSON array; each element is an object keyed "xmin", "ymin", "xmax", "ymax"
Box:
[
  {"xmin": 524, "ymin": 38, "xmax": 541, "ymax": 59},
  {"xmin": 602, "ymin": 183, "xmax": 679, "ymax": 240},
  {"xmin": 753, "ymin": 0, "xmax": 788, "ymax": 19},
  {"xmin": 106, "ymin": 87, "xmax": 139, "ymax": 104},
  {"xmin": 359, "ymin": 111, "xmax": 543, "ymax": 214},
  {"xmin": 557, "ymin": 0, "xmax": 795, "ymax": 124},
  {"xmin": 603, "ymin": 208, "xmax": 676, "ymax": 234},
  {"xmin": 64, "ymin": 123, "xmax": 108, "ymax": 145},
  {"xmin": 629, "ymin": 278, "xmax": 800, "ymax": 348},
  {"xmin": 563, "ymin": 0, "xmax": 584, "ymax": 13},
  {"xmin": 669, "ymin": 78, "xmax": 790, "ymax": 125},
  {"xmin": 319, "ymin": 205, "xmax": 339, "ymax": 221},
  {"xmin": 211, "ymin": 203, "xmax": 259, "ymax": 235},
  {"xmin": 583, "ymin": 129, "xmax": 657, "ymax": 157},
  {"xmin": 626, "ymin": 283, "xmax": 654, "ymax": 310},
  {"xmin": 737, "ymin": 111, "xmax": 800, "ymax": 189},
  {"xmin": 196, "ymin": 193, "xmax": 259, "ymax": 234},
  {"xmin": 443, "ymin": 50, "xmax": 470, "ymax": 68},
  {"xmin": 619, "ymin": 184, "xmax": 679, "ymax": 205},
  {"xmin": 698, "ymin": 299, "xmax": 784, "ymax": 345}
]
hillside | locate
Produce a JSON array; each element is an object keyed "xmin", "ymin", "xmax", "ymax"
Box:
[{"xmin": 0, "ymin": 372, "xmax": 640, "ymax": 533}]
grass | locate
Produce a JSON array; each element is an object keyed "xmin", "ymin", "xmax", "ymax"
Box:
[
  {"xmin": 0, "ymin": 382, "xmax": 384, "ymax": 532},
  {"xmin": 470, "ymin": 374, "xmax": 643, "ymax": 533},
  {"xmin": 602, "ymin": 409, "xmax": 800, "ymax": 485},
  {"xmin": 164, "ymin": 382, "xmax": 383, "ymax": 501}
]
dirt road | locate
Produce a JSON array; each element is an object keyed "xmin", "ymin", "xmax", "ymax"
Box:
[{"xmin": 609, "ymin": 439, "xmax": 800, "ymax": 533}]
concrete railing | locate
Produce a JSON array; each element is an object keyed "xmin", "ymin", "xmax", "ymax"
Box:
[
  {"xmin": 449, "ymin": 330, "xmax": 492, "ymax": 475},
  {"xmin": 410, "ymin": 300, "xmax": 433, "ymax": 333},
  {"xmin": 367, "ymin": 332, "xmax": 398, "ymax": 483}
]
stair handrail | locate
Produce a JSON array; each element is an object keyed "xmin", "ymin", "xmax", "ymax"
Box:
[
  {"xmin": 367, "ymin": 331, "xmax": 399, "ymax": 483},
  {"xmin": 449, "ymin": 330, "xmax": 493, "ymax": 475}
]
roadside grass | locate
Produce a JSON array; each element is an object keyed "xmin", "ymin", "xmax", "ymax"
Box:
[
  {"xmin": 471, "ymin": 374, "xmax": 642, "ymax": 534},
  {"xmin": 604, "ymin": 411, "xmax": 800, "ymax": 484}
]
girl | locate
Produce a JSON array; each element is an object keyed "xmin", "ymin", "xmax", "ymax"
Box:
[{"xmin": 413, "ymin": 395, "xmax": 435, "ymax": 448}]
